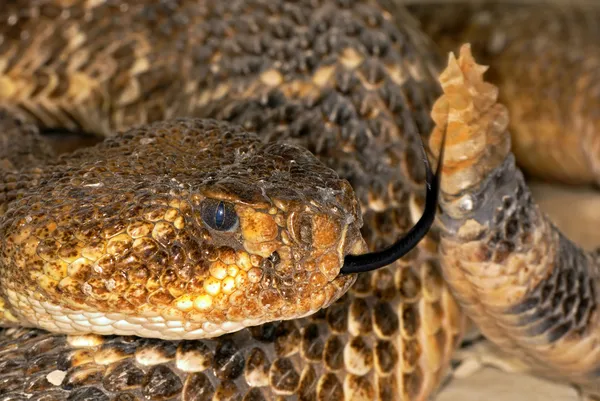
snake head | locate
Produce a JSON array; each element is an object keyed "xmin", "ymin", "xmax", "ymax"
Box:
[
  {"xmin": 181, "ymin": 123, "xmax": 367, "ymax": 337},
  {"xmin": 0, "ymin": 119, "xmax": 366, "ymax": 339}
]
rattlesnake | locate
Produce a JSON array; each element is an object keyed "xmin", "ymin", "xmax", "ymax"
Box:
[{"xmin": 0, "ymin": 1, "xmax": 599, "ymax": 400}]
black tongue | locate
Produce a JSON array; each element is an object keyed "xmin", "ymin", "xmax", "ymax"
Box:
[{"xmin": 339, "ymin": 122, "xmax": 447, "ymax": 275}]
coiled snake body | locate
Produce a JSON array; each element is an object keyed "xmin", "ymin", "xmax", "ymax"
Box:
[{"xmin": 0, "ymin": 1, "xmax": 599, "ymax": 400}]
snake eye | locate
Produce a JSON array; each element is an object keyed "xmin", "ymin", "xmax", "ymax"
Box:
[{"xmin": 201, "ymin": 199, "xmax": 238, "ymax": 231}]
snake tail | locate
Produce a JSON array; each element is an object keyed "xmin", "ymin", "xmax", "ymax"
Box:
[{"xmin": 431, "ymin": 44, "xmax": 600, "ymax": 395}]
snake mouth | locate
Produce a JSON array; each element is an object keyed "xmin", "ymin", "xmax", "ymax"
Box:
[{"xmin": 345, "ymin": 237, "xmax": 369, "ymax": 258}]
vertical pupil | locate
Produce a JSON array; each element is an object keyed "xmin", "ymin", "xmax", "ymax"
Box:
[{"xmin": 215, "ymin": 201, "xmax": 225, "ymax": 228}]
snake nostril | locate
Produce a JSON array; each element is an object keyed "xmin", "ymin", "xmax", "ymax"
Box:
[
  {"xmin": 299, "ymin": 222, "xmax": 312, "ymax": 245},
  {"xmin": 288, "ymin": 211, "xmax": 313, "ymax": 247},
  {"xmin": 268, "ymin": 251, "xmax": 281, "ymax": 265}
]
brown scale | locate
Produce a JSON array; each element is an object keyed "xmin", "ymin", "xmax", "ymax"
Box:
[{"xmin": 0, "ymin": 0, "xmax": 465, "ymax": 400}]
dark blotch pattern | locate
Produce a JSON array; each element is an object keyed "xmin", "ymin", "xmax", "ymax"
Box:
[{"xmin": 508, "ymin": 235, "xmax": 595, "ymax": 343}]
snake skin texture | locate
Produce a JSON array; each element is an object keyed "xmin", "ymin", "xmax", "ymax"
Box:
[
  {"xmin": 0, "ymin": 0, "xmax": 465, "ymax": 400},
  {"xmin": 2, "ymin": 0, "xmax": 600, "ymax": 400}
]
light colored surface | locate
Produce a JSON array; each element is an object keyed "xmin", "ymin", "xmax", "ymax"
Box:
[
  {"xmin": 438, "ymin": 367, "xmax": 579, "ymax": 401},
  {"xmin": 437, "ymin": 338, "xmax": 578, "ymax": 401},
  {"xmin": 531, "ymin": 181, "xmax": 600, "ymax": 250}
]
